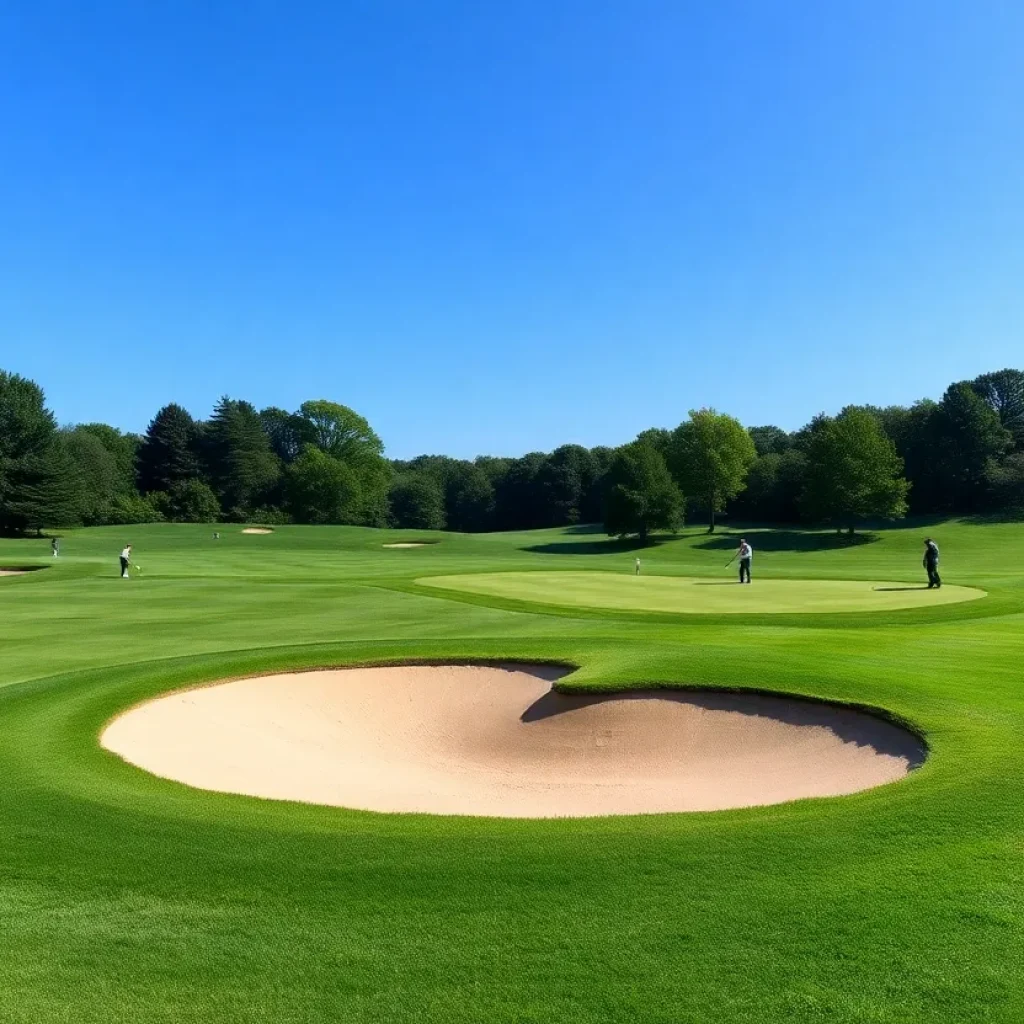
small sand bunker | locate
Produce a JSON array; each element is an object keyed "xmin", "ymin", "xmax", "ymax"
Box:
[
  {"xmin": 383, "ymin": 542, "xmax": 429, "ymax": 549},
  {"xmin": 241, "ymin": 528, "xmax": 274, "ymax": 535},
  {"xmin": 0, "ymin": 569, "xmax": 31, "ymax": 576},
  {"xmin": 101, "ymin": 665, "xmax": 923, "ymax": 817}
]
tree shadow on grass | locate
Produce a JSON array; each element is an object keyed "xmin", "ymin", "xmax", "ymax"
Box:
[
  {"xmin": 520, "ymin": 689, "xmax": 926, "ymax": 767},
  {"xmin": 694, "ymin": 530, "xmax": 879, "ymax": 553},
  {"xmin": 523, "ymin": 533, "xmax": 682, "ymax": 556}
]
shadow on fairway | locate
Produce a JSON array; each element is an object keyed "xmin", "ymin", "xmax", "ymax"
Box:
[
  {"xmin": 524, "ymin": 531, "xmax": 683, "ymax": 556},
  {"xmin": 694, "ymin": 530, "xmax": 879, "ymax": 553},
  {"xmin": 520, "ymin": 688, "xmax": 927, "ymax": 767}
]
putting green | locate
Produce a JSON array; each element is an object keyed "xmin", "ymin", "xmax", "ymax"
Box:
[{"xmin": 418, "ymin": 571, "xmax": 986, "ymax": 614}]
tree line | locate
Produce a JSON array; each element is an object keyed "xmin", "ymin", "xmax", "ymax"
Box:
[{"xmin": 1, "ymin": 366, "xmax": 1022, "ymax": 539}]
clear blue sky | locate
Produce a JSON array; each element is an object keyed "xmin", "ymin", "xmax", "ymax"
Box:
[{"xmin": 2, "ymin": 2, "xmax": 1022, "ymax": 459}]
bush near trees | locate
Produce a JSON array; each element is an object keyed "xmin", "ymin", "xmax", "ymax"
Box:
[{"xmin": 3, "ymin": 364, "xmax": 1024, "ymax": 536}]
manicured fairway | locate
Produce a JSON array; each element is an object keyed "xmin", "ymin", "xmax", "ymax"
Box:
[
  {"xmin": 419, "ymin": 570, "xmax": 986, "ymax": 614},
  {"xmin": 0, "ymin": 519, "xmax": 1023, "ymax": 1023}
]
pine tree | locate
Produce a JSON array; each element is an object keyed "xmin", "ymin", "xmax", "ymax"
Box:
[
  {"xmin": 136, "ymin": 404, "xmax": 201, "ymax": 495},
  {"xmin": 2, "ymin": 438, "xmax": 85, "ymax": 535},
  {"xmin": 205, "ymin": 398, "xmax": 281, "ymax": 517}
]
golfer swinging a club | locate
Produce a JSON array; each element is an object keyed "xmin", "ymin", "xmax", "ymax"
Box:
[
  {"xmin": 119, "ymin": 544, "xmax": 132, "ymax": 579},
  {"xmin": 736, "ymin": 538, "xmax": 753, "ymax": 584}
]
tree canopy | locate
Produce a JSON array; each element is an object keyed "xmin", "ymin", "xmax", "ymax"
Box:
[
  {"xmin": 603, "ymin": 442, "xmax": 683, "ymax": 541},
  {"xmin": 4, "ymin": 362, "xmax": 1024, "ymax": 536},
  {"xmin": 669, "ymin": 409, "xmax": 757, "ymax": 532},
  {"xmin": 801, "ymin": 407, "xmax": 909, "ymax": 532}
]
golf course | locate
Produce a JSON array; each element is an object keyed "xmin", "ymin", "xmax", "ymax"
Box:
[{"xmin": 1, "ymin": 518, "xmax": 1022, "ymax": 1023}]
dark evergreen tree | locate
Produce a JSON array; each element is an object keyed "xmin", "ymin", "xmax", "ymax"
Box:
[
  {"xmin": 929, "ymin": 383, "xmax": 1011, "ymax": 512},
  {"xmin": 2, "ymin": 438, "xmax": 85, "ymax": 534},
  {"xmin": 136, "ymin": 404, "xmax": 201, "ymax": 495},
  {"xmin": 205, "ymin": 397, "xmax": 281, "ymax": 517}
]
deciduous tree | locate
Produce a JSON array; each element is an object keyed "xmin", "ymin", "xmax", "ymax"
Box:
[
  {"xmin": 801, "ymin": 407, "xmax": 909, "ymax": 532},
  {"xmin": 669, "ymin": 409, "xmax": 756, "ymax": 532},
  {"xmin": 603, "ymin": 442, "xmax": 683, "ymax": 541}
]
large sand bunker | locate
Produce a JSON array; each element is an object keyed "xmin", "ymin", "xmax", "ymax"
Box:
[
  {"xmin": 101, "ymin": 665, "xmax": 923, "ymax": 817},
  {"xmin": 241, "ymin": 528, "xmax": 274, "ymax": 535}
]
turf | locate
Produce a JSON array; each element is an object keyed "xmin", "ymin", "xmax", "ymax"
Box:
[
  {"xmin": 0, "ymin": 519, "xmax": 1022, "ymax": 1023},
  {"xmin": 419, "ymin": 570, "xmax": 985, "ymax": 613}
]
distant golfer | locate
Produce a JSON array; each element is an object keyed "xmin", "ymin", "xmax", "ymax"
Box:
[
  {"xmin": 737, "ymin": 539, "xmax": 753, "ymax": 584},
  {"xmin": 51, "ymin": 537, "xmax": 59, "ymax": 557},
  {"xmin": 635, "ymin": 557, "xmax": 641, "ymax": 576},
  {"xmin": 120, "ymin": 544, "xmax": 132, "ymax": 579},
  {"xmin": 923, "ymin": 538, "xmax": 941, "ymax": 589}
]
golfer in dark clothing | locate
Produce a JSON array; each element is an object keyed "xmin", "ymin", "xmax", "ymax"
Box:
[
  {"xmin": 923, "ymin": 538, "xmax": 941, "ymax": 589},
  {"xmin": 738, "ymin": 540, "xmax": 753, "ymax": 584}
]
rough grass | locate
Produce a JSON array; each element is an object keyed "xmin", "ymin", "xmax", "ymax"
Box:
[{"xmin": 0, "ymin": 519, "xmax": 1022, "ymax": 1023}]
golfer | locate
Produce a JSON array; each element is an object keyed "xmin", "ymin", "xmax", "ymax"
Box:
[
  {"xmin": 119, "ymin": 544, "xmax": 132, "ymax": 579},
  {"xmin": 635, "ymin": 557, "xmax": 641, "ymax": 576},
  {"xmin": 923, "ymin": 538, "xmax": 941, "ymax": 589},
  {"xmin": 51, "ymin": 537, "xmax": 59, "ymax": 557},
  {"xmin": 737, "ymin": 539, "xmax": 753, "ymax": 584}
]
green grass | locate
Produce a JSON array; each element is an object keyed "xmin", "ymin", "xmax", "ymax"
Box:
[
  {"xmin": 1, "ymin": 519, "xmax": 1023, "ymax": 1023},
  {"xmin": 419, "ymin": 570, "xmax": 985, "ymax": 613}
]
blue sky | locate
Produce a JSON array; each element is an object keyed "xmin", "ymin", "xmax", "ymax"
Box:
[{"xmin": 2, "ymin": 2, "xmax": 1022, "ymax": 459}]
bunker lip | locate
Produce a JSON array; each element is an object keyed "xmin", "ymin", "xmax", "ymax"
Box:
[
  {"xmin": 240, "ymin": 528, "xmax": 274, "ymax": 535},
  {"xmin": 100, "ymin": 664, "xmax": 925, "ymax": 818}
]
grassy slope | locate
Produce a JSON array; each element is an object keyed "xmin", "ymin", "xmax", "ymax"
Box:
[{"xmin": 0, "ymin": 520, "xmax": 1022, "ymax": 1023}]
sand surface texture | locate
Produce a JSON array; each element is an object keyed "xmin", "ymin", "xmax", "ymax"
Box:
[
  {"xmin": 0, "ymin": 569, "xmax": 31, "ymax": 576},
  {"xmin": 383, "ymin": 542, "xmax": 428, "ymax": 548},
  {"xmin": 241, "ymin": 528, "xmax": 273, "ymax": 535},
  {"xmin": 101, "ymin": 665, "xmax": 924, "ymax": 817}
]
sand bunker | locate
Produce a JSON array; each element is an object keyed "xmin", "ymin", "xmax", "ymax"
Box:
[
  {"xmin": 241, "ymin": 528, "xmax": 274, "ymax": 535},
  {"xmin": 383, "ymin": 542, "xmax": 429, "ymax": 548},
  {"xmin": 101, "ymin": 665, "xmax": 923, "ymax": 817},
  {"xmin": 0, "ymin": 569, "xmax": 31, "ymax": 576}
]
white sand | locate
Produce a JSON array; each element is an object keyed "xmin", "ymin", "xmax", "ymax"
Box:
[
  {"xmin": 241, "ymin": 528, "xmax": 274, "ymax": 535},
  {"xmin": 383, "ymin": 542, "xmax": 429, "ymax": 548},
  {"xmin": 0, "ymin": 569, "xmax": 31, "ymax": 576},
  {"xmin": 101, "ymin": 664, "xmax": 923, "ymax": 817}
]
